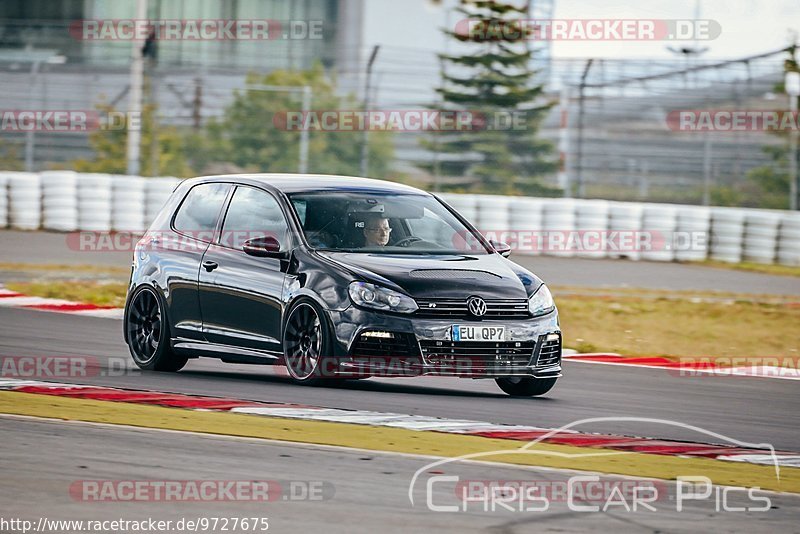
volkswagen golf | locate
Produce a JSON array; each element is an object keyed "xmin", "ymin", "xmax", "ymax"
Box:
[{"xmin": 123, "ymin": 174, "xmax": 562, "ymax": 396}]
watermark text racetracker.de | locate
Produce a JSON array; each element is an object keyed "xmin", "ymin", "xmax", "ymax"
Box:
[
  {"xmin": 66, "ymin": 229, "xmax": 709, "ymax": 256},
  {"xmin": 0, "ymin": 516, "xmax": 270, "ymax": 533},
  {"xmin": 272, "ymin": 110, "xmax": 531, "ymax": 132},
  {"xmin": 0, "ymin": 110, "xmax": 140, "ymax": 133},
  {"xmin": 0, "ymin": 356, "xmax": 136, "ymax": 378},
  {"xmin": 457, "ymin": 18, "xmax": 721, "ymax": 41},
  {"xmin": 69, "ymin": 19, "xmax": 323, "ymax": 41},
  {"xmin": 70, "ymin": 479, "xmax": 333, "ymax": 502}
]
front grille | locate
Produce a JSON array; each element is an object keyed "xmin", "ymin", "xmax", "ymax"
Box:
[
  {"xmin": 350, "ymin": 332, "xmax": 420, "ymax": 361},
  {"xmin": 535, "ymin": 335, "xmax": 562, "ymax": 367},
  {"xmin": 415, "ymin": 298, "xmax": 530, "ymax": 319},
  {"xmin": 419, "ymin": 340, "xmax": 535, "ymax": 367}
]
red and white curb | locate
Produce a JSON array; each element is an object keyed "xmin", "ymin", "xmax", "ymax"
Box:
[
  {"xmin": 1, "ymin": 378, "xmax": 798, "ymax": 469},
  {"xmin": 1, "ymin": 284, "xmax": 795, "ymax": 381},
  {"xmin": 0, "ymin": 286, "xmax": 123, "ymax": 319},
  {"xmin": 564, "ymin": 353, "xmax": 800, "ymax": 380}
]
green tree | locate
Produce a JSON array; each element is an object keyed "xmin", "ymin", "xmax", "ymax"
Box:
[
  {"xmin": 421, "ymin": 0, "xmax": 558, "ymax": 195},
  {"xmin": 731, "ymin": 45, "xmax": 798, "ymax": 209},
  {"xmin": 0, "ymin": 139, "xmax": 24, "ymax": 170},
  {"xmin": 190, "ymin": 63, "xmax": 396, "ymax": 179},
  {"xmin": 71, "ymin": 102, "xmax": 194, "ymax": 177}
]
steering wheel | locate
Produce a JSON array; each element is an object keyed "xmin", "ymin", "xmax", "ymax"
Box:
[{"xmin": 393, "ymin": 236, "xmax": 423, "ymax": 248}]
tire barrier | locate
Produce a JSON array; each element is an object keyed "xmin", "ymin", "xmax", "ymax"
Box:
[
  {"xmin": 541, "ymin": 199, "xmax": 577, "ymax": 257},
  {"xmin": 640, "ymin": 204, "xmax": 678, "ymax": 262},
  {"xmin": 743, "ymin": 211, "xmax": 782, "ymax": 264},
  {"xmin": 608, "ymin": 201, "xmax": 644, "ymax": 261},
  {"xmin": 1, "ymin": 170, "xmax": 800, "ymax": 267},
  {"xmin": 7, "ymin": 172, "xmax": 41, "ymax": 230},
  {"xmin": 0, "ymin": 173, "xmax": 8, "ymax": 228},
  {"xmin": 508, "ymin": 197, "xmax": 544, "ymax": 256},
  {"xmin": 778, "ymin": 213, "xmax": 800, "ymax": 266},
  {"xmin": 40, "ymin": 170, "xmax": 79, "ymax": 232},
  {"xmin": 710, "ymin": 207, "xmax": 747, "ymax": 263},
  {"xmin": 675, "ymin": 206, "xmax": 712, "ymax": 262},
  {"xmin": 145, "ymin": 176, "xmax": 181, "ymax": 224},
  {"xmin": 475, "ymin": 194, "xmax": 510, "ymax": 246},
  {"xmin": 574, "ymin": 199, "xmax": 610, "ymax": 259},
  {"xmin": 111, "ymin": 175, "xmax": 147, "ymax": 232},
  {"xmin": 77, "ymin": 173, "xmax": 113, "ymax": 232},
  {"xmin": 439, "ymin": 192, "xmax": 478, "ymax": 225}
]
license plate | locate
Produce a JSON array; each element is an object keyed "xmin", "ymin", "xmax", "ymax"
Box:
[{"xmin": 451, "ymin": 325, "xmax": 506, "ymax": 342}]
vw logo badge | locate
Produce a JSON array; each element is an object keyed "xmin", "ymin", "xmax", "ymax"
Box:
[{"xmin": 467, "ymin": 296, "xmax": 487, "ymax": 317}]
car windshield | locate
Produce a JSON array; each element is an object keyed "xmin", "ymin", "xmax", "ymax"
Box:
[{"xmin": 287, "ymin": 191, "xmax": 491, "ymax": 255}]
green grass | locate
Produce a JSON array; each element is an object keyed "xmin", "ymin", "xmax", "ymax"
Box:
[
  {"xmin": 5, "ymin": 281, "xmax": 128, "ymax": 308},
  {"xmin": 693, "ymin": 260, "xmax": 800, "ymax": 278},
  {"xmin": 557, "ymin": 292, "xmax": 800, "ymax": 359},
  {"xmin": 7, "ymin": 280, "xmax": 799, "ymax": 361}
]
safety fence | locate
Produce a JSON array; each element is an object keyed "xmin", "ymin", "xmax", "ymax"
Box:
[{"xmin": 0, "ymin": 171, "xmax": 798, "ymax": 266}]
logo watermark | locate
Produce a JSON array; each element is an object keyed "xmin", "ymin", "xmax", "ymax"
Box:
[
  {"xmin": 667, "ymin": 110, "xmax": 800, "ymax": 132},
  {"xmin": 409, "ymin": 417, "xmax": 779, "ymax": 514},
  {"xmin": 0, "ymin": 110, "xmax": 139, "ymax": 132},
  {"xmin": 0, "ymin": 356, "xmax": 136, "ymax": 378},
  {"xmin": 456, "ymin": 19, "xmax": 721, "ymax": 41},
  {"xmin": 69, "ymin": 19, "xmax": 323, "ymax": 41},
  {"xmin": 671, "ymin": 356, "xmax": 800, "ymax": 379},
  {"xmin": 273, "ymin": 110, "xmax": 530, "ymax": 132},
  {"xmin": 70, "ymin": 480, "xmax": 333, "ymax": 502},
  {"xmin": 462, "ymin": 230, "xmax": 708, "ymax": 255}
]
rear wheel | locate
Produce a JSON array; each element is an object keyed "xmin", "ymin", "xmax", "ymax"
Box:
[
  {"xmin": 125, "ymin": 286, "xmax": 188, "ymax": 372},
  {"xmin": 495, "ymin": 377, "xmax": 557, "ymax": 397},
  {"xmin": 283, "ymin": 300, "xmax": 333, "ymax": 385}
]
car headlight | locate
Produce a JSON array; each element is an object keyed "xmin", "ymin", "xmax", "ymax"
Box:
[
  {"xmin": 348, "ymin": 282, "xmax": 418, "ymax": 314},
  {"xmin": 528, "ymin": 284, "xmax": 555, "ymax": 317}
]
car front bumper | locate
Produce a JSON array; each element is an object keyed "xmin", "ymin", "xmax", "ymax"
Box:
[{"xmin": 327, "ymin": 305, "xmax": 562, "ymax": 379}]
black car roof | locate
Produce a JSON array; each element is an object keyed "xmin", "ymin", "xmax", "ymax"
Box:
[{"xmin": 183, "ymin": 173, "xmax": 429, "ymax": 195}]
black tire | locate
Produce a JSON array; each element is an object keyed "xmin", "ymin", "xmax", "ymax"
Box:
[
  {"xmin": 125, "ymin": 286, "xmax": 188, "ymax": 372},
  {"xmin": 495, "ymin": 377, "xmax": 557, "ymax": 397},
  {"xmin": 283, "ymin": 299, "xmax": 334, "ymax": 386}
]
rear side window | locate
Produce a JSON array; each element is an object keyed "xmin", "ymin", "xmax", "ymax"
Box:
[
  {"xmin": 173, "ymin": 183, "xmax": 230, "ymax": 241},
  {"xmin": 221, "ymin": 186, "xmax": 290, "ymax": 249}
]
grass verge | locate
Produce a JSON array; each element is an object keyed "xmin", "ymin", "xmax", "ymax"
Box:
[
  {"xmin": 5, "ymin": 281, "xmax": 128, "ymax": 308},
  {"xmin": 693, "ymin": 260, "xmax": 800, "ymax": 278},
  {"xmin": 6, "ymin": 281, "xmax": 799, "ymax": 360}
]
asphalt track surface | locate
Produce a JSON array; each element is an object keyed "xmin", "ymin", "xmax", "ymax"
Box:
[
  {"xmin": 2, "ymin": 229, "xmax": 799, "ymax": 295},
  {"xmin": 1, "ymin": 307, "xmax": 798, "ymax": 452},
  {"xmin": 3, "ymin": 417, "xmax": 798, "ymax": 533}
]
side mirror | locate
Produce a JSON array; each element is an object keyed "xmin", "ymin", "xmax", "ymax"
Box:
[
  {"xmin": 490, "ymin": 239, "xmax": 512, "ymax": 258},
  {"xmin": 242, "ymin": 236, "xmax": 284, "ymax": 258}
]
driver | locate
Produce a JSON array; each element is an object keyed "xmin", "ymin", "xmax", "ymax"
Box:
[{"xmin": 363, "ymin": 215, "xmax": 392, "ymax": 247}]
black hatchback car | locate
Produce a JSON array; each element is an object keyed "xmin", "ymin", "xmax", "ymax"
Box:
[{"xmin": 124, "ymin": 174, "xmax": 562, "ymax": 396}]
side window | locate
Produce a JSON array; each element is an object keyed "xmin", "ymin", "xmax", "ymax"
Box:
[
  {"xmin": 221, "ymin": 187, "xmax": 290, "ymax": 250},
  {"xmin": 173, "ymin": 183, "xmax": 230, "ymax": 242}
]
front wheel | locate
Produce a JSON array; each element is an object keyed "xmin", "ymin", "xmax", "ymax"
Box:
[
  {"xmin": 283, "ymin": 300, "xmax": 334, "ymax": 386},
  {"xmin": 495, "ymin": 377, "xmax": 557, "ymax": 397},
  {"xmin": 125, "ymin": 286, "xmax": 188, "ymax": 372}
]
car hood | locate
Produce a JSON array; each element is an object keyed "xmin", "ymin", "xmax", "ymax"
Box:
[{"xmin": 317, "ymin": 251, "xmax": 540, "ymax": 300}]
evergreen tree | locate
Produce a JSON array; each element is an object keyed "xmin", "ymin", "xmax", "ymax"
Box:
[{"xmin": 422, "ymin": 0, "xmax": 558, "ymax": 195}]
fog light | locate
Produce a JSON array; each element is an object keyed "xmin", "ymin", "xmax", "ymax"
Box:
[{"xmin": 546, "ymin": 333, "xmax": 560, "ymax": 342}]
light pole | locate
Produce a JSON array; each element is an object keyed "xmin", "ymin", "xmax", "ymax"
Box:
[
  {"xmin": 786, "ymin": 71, "xmax": 800, "ymax": 211},
  {"xmin": 360, "ymin": 45, "xmax": 380, "ymax": 177},
  {"xmin": 126, "ymin": 0, "xmax": 148, "ymax": 176},
  {"xmin": 22, "ymin": 52, "xmax": 66, "ymax": 172}
]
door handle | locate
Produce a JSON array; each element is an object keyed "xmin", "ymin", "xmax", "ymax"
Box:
[{"xmin": 202, "ymin": 261, "xmax": 219, "ymax": 272}]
